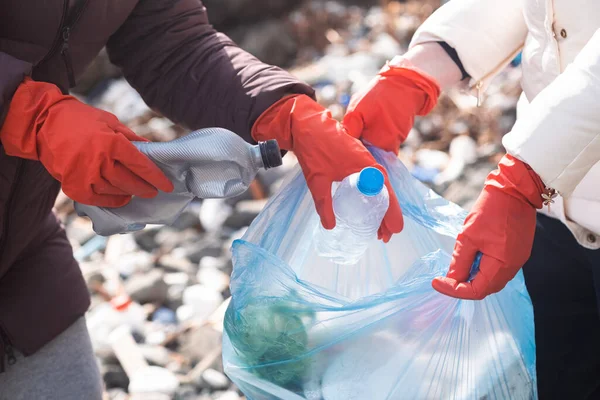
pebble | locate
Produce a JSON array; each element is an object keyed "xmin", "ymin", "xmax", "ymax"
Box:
[
  {"xmin": 125, "ymin": 269, "xmax": 169, "ymax": 305},
  {"xmin": 152, "ymin": 306, "xmax": 178, "ymax": 325},
  {"xmin": 164, "ymin": 272, "xmax": 190, "ymax": 286},
  {"xmin": 113, "ymin": 252, "xmax": 155, "ymax": 278},
  {"xmin": 129, "ymin": 395, "xmax": 170, "ymax": 400},
  {"xmin": 213, "ymin": 391, "xmax": 241, "ymax": 400},
  {"xmin": 179, "ymin": 326, "xmax": 223, "ymax": 364},
  {"xmin": 197, "ymin": 267, "xmax": 230, "ymax": 293},
  {"xmin": 106, "ymin": 388, "xmax": 129, "ymax": 400},
  {"xmin": 182, "ymin": 285, "xmax": 224, "ymax": 322},
  {"xmin": 101, "ymin": 364, "xmax": 130, "ymax": 390},
  {"xmin": 175, "ymin": 385, "xmax": 199, "ymax": 400},
  {"xmin": 200, "ymin": 368, "xmax": 230, "ymax": 390},
  {"xmin": 199, "ymin": 199, "xmax": 233, "ymax": 233},
  {"xmin": 145, "ymin": 330, "xmax": 168, "ymax": 346},
  {"xmin": 139, "ymin": 344, "xmax": 171, "ymax": 367},
  {"xmin": 170, "ymin": 210, "xmax": 203, "ymax": 231},
  {"xmin": 158, "ymin": 253, "xmax": 196, "ymax": 274},
  {"xmin": 133, "ymin": 228, "xmax": 160, "ymax": 252},
  {"xmin": 223, "ymin": 200, "xmax": 268, "ymax": 230},
  {"xmin": 199, "ymin": 256, "xmax": 229, "ymax": 271},
  {"xmin": 104, "ymin": 234, "xmax": 139, "ymax": 261},
  {"xmin": 166, "ymin": 285, "xmax": 186, "ymax": 310},
  {"xmin": 183, "ymin": 236, "xmax": 225, "ymax": 264},
  {"xmin": 128, "ymin": 366, "xmax": 179, "ymax": 395},
  {"xmin": 66, "ymin": 217, "xmax": 96, "ymax": 245}
]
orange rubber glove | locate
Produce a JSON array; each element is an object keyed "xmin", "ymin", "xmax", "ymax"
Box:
[
  {"xmin": 0, "ymin": 77, "xmax": 174, "ymax": 207},
  {"xmin": 343, "ymin": 59, "xmax": 441, "ymax": 154},
  {"xmin": 252, "ymin": 94, "xmax": 404, "ymax": 242},
  {"xmin": 432, "ymin": 155, "xmax": 549, "ymax": 300}
]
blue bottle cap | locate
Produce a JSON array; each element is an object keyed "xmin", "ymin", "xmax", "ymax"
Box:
[{"xmin": 357, "ymin": 167, "xmax": 384, "ymax": 196}]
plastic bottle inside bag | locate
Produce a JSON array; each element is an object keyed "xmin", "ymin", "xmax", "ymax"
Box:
[{"xmin": 315, "ymin": 167, "xmax": 389, "ymax": 265}]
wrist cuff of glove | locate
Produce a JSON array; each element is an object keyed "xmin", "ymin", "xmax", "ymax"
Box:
[
  {"xmin": 251, "ymin": 94, "xmax": 325, "ymax": 151},
  {"xmin": 382, "ymin": 57, "xmax": 441, "ymax": 116},
  {"xmin": 0, "ymin": 77, "xmax": 66, "ymax": 160},
  {"xmin": 486, "ymin": 154, "xmax": 550, "ymax": 210}
]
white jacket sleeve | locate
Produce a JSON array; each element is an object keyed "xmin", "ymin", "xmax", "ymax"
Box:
[
  {"xmin": 502, "ymin": 29, "xmax": 600, "ymax": 196},
  {"xmin": 409, "ymin": 0, "xmax": 527, "ymax": 86}
]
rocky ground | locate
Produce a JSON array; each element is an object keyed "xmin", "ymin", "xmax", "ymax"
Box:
[{"xmin": 61, "ymin": 1, "xmax": 524, "ymax": 399}]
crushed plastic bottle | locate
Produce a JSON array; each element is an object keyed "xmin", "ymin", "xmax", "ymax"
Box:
[
  {"xmin": 75, "ymin": 127, "xmax": 283, "ymax": 236},
  {"xmin": 315, "ymin": 167, "xmax": 389, "ymax": 265}
]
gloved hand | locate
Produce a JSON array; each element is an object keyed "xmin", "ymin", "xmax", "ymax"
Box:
[
  {"xmin": 343, "ymin": 57, "xmax": 440, "ymax": 154},
  {"xmin": 432, "ymin": 154, "xmax": 549, "ymax": 300},
  {"xmin": 252, "ymin": 94, "xmax": 404, "ymax": 242},
  {"xmin": 0, "ymin": 77, "xmax": 174, "ymax": 207}
]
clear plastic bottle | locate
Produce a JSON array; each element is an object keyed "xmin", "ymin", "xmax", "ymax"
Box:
[{"xmin": 315, "ymin": 167, "xmax": 389, "ymax": 265}]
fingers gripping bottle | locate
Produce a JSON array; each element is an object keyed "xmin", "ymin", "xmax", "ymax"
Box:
[{"xmin": 316, "ymin": 167, "xmax": 389, "ymax": 265}]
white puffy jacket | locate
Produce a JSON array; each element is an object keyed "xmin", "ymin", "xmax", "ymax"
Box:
[{"xmin": 410, "ymin": 0, "xmax": 600, "ymax": 249}]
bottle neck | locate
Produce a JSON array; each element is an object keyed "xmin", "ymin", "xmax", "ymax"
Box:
[{"xmin": 251, "ymin": 145, "xmax": 265, "ymax": 170}]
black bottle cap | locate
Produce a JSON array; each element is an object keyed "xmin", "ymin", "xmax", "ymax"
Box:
[{"xmin": 259, "ymin": 140, "xmax": 283, "ymax": 169}]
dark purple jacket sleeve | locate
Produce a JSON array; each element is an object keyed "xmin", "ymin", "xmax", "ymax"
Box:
[
  {"xmin": 0, "ymin": 52, "xmax": 32, "ymax": 127},
  {"xmin": 105, "ymin": 0, "xmax": 315, "ymax": 143}
]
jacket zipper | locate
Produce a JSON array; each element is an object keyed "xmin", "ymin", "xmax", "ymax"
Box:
[
  {"xmin": 35, "ymin": 0, "xmax": 69, "ymax": 68},
  {"xmin": 61, "ymin": 27, "xmax": 76, "ymax": 87},
  {"xmin": 475, "ymin": 80, "xmax": 483, "ymax": 107},
  {"xmin": 469, "ymin": 44, "xmax": 524, "ymax": 107},
  {"xmin": 36, "ymin": 0, "xmax": 90, "ymax": 88},
  {"xmin": 60, "ymin": 0, "xmax": 90, "ymax": 88}
]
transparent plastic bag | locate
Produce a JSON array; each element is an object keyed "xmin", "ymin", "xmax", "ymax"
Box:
[{"xmin": 223, "ymin": 146, "xmax": 537, "ymax": 400}]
